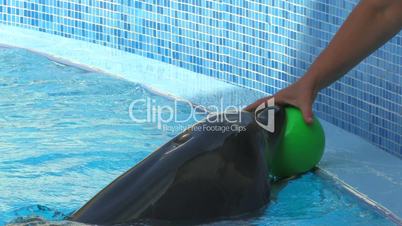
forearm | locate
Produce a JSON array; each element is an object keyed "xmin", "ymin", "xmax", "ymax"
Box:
[{"xmin": 303, "ymin": 0, "xmax": 402, "ymax": 91}]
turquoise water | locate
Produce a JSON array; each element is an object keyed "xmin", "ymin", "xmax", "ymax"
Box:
[{"xmin": 0, "ymin": 48, "xmax": 396, "ymax": 226}]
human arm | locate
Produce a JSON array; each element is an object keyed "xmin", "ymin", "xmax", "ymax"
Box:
[{"xmin": 245, "ymin": 0, "xmax": 402, "ymax": 123}]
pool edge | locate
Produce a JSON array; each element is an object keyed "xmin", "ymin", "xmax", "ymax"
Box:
[
  {"xmin": 317, "ymin": 168, "xmax": 402, "ymax": 225},
  {"xmin": 1, "ymin": 24, "xmax": 402, "ymax": 223}
]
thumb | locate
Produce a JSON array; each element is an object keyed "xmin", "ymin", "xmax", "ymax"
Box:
[{"xmin": 299, "ymin": 102, "xmax": 314, "ymax": 124}]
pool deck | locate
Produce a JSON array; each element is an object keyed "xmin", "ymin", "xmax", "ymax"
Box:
[{"xmin": 1, "ymin": 24, "xmax": 401, "ymax": 224}]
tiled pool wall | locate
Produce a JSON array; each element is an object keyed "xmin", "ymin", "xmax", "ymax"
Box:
[{"xmin": 0, "ymin": 0, "xmax": 401, "ymax": 157}]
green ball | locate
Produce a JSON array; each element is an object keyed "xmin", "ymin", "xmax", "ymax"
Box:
[{"xmin": 271, "ymin": 107, "xmax": 325, "ymax": 178}]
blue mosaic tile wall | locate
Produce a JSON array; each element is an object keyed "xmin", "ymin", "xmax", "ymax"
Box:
[{"xmin": 0, "ymin": 0, "xmax": 401, "ymax": 157}]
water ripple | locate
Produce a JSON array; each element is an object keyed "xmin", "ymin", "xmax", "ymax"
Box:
[{"xmin": 0, "ymin": 47, "xmax": 395, "ymax": 226}]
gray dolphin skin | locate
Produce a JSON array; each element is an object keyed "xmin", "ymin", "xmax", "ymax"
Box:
[{"xmin": 70, "ymin": 108, "xmax": 285, "ymax": 225}]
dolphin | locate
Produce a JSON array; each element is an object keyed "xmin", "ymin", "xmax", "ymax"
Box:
[{"xmin": 70, "ymin": 107, "xmax": 285, "ymax": 225}]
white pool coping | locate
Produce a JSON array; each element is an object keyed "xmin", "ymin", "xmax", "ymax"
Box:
[{"xmin": 0, "ymin": 24, "xmax": 401, "ymax": 224}]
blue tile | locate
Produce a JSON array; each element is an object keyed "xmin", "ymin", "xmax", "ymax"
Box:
[{"xmin": 0, "ymin": 0, "xmax": 400, "ymax": 157}]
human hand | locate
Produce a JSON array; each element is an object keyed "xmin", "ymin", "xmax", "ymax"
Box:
[{"xmin": 244, "ymin": 77, "xmax": 318, "ymax": 124}]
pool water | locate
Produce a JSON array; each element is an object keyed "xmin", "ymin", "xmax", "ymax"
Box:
[{"xmin": 0, "ymin": 48, "xmax": 396, "ymax": 226}]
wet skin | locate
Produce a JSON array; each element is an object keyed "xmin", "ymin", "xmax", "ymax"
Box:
[{"xmin": 70, "ymin": 108, "xmax": 285, "ymax": 225}]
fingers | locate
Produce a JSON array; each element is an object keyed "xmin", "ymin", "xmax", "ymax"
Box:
[
  {"xmin": 277, "ymin": 97, "xmax": 314, "ymax": 124},
  {"xmin": 274, "ymin": 89, "xmax": 315, "ymax": 124},
  {"xmin": 245, "ymin": 89, "xmax": 315, "ymax": 124},
  {"xmin": 272, "ymin": 92, "xmax": 287, "ymax": 106},
  {"xmin": 299, "ymin": 103, "xmax": 314, "ymax": 124}
]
